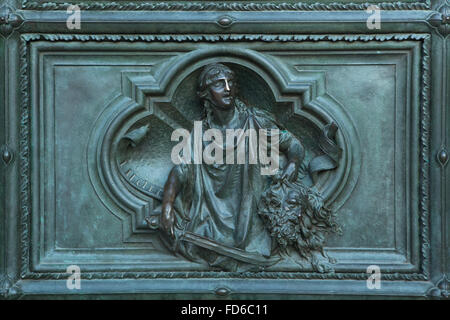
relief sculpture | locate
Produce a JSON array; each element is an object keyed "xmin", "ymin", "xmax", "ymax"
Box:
[
  {"xmin": 108, "ymin": 60, "xmax": 345, "ymax": 273},
  {"xmin": 118, "ymin": 63, "xmax": 342, "ymax": 272},
  {"xmin": 0, "ymin": 0, "xmax": 442, "ymax": 298}
]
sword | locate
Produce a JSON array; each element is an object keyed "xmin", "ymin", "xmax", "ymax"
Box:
[{"xmin": 180, "ymin": 231, "xmax": 281, "ymax": 266}]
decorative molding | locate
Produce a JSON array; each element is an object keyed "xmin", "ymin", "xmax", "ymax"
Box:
[
  {"xmin": 0, "ymin": 275, "xmax": 22, "ymax": 299},
  {"xmin": 427, "ymin": 275, "xmax": 449, "ymax": 299},
  {"xmin": 14, "ymin": 270, "xmax": 431, "ymax": 281},
  {"xmin": 21, "ymin": 0, "xmax": 431, "ymax": 11},
  {"xmin": 214, "ymin": 287, "xmax": 231, "ymax": 296},
  {"xmin": 20, "ymin": 33, "xmax": 430, "ymax": 43},
  {"xmin": 436, "ymin": 0, "xmax": 449, "ymax": 293},
  {"xmin": 419, "ymin": 34, "xmax": 431, "ymax": 281},
  {"xmin": 1, "ymin": 145, "xmax": 13, "ymax": 166},
  {"xmin": 216, "ymin": 16, "xmax": 234, "ymax": 28},
  {"xmin": 437, "ymin": 147, "xmax": 449, "ymax": 167},
  {"xmin": 426, "ymin": 1, "xmax": 449, "ymax": 37},
  {"xmin": 0, "ymin": 5, "xmax": 24, "ymax": 39},
  {"xmin": 18, "ymin": 33, "xmax": 432, "ymax": 281},
  {"xmin": 19, "ymin": 38, "xmax": 31, "ymax": 279}
]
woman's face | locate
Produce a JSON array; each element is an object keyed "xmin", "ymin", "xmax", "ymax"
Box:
[{"xmin": 207, "ymin": 72, "xmax": 236, "ymax": 110}]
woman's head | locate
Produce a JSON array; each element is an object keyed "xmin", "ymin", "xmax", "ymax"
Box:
[{"xmin": 197, "ymin": 63, "xmax": 236, "ymax": 110}]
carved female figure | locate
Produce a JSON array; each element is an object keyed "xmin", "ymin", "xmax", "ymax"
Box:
[{"xmin": 159, "ymin": 63, "xmax": 306, "ymax": 271}]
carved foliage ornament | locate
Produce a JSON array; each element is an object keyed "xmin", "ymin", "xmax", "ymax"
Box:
[
  {"xmin": 427, "ymin": 0, "xmax": 450, "ymax": 36},
  {"xmin": 0, "ymin": 5, "xmax": 23, "ymax": 38}
]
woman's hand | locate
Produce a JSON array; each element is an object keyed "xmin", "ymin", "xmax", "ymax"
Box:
[
  {"xmin": 160, "ymin": 167, "xmax": 182, "ymax": 239},
  {"xmin": 161, "ymin": 200, "xmax": 175, "ymax": 239},
  {"xmin": 281, "ymin": 161, "xmax": 299, "ymax": 182}
]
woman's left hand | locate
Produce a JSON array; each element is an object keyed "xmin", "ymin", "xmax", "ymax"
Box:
[{"xmin": 281, "ymin": 161, "xmax": 299, "ymax": 182}]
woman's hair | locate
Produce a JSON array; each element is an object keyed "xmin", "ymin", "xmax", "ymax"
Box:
[
  {"xmin": 197, "ymin": 63, "xmax": 235, "ymax": 120},
  {"xmin": 197, "ymin": 63, "xmax": 234, "ymax": 100}
]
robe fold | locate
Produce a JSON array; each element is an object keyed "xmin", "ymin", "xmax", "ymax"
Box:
[{"xmin": 168, "ymin": 99, "xmax": 298, "ymax": 271}]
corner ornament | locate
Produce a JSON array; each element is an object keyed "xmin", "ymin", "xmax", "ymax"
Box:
[
  {"xmin": 0, "ymin": 5, "xmax": 24, "ymax": 38},
  {"xmin": 0, "ymin": 275, "xmax": 22, "ymax": 300},
  {"xmin": 427, "ymin": 1, "xmax": 449, "ymax": 37},
  {"xmin": 428, "ymin": 275, "xmax": 449, "ymax": 300}
]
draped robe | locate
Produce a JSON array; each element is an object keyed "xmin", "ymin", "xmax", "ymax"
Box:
[{"xmin": 167, "ymin": 99, "xmax": 299, "ymax": 271}]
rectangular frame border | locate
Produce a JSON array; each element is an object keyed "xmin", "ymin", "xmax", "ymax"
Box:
[
  {"xmin": 21, "ymin": 0, "xmax": 431, "ymax": 11},
  {"xmin": 17, "ymin": 33, "xmax": 431, "ymax": 285}
]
